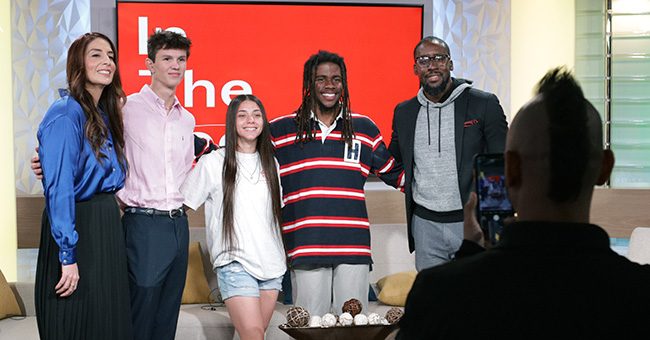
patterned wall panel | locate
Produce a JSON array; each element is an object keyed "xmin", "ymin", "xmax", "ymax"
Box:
[
  {"xmin": 430, "ymin": 0, "xmax": 511, "ymax": 118},
  {"xmin": 13, "ymin": 0, "xmax": 90, "ymax": 195}
]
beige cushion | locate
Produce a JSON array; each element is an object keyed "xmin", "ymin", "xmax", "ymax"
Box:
[
  {"xmin": 0, "ymin": 270, "xmax": 22, "ymax": 319},
  {"xmin": 628, "ymin": 227, "xmax": 650, "ymax": 265},
  {"xmin": 181, "ymin": 242, "xmax": 214, "ymax": 304},
  {"xmin": 376, "ymin": 271, "xmax": 417, "ymax": 307}
]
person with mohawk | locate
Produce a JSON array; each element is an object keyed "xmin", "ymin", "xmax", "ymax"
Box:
[{"xmin": 398, "ymin": 68, "xmax": 650, "ymax": 339}]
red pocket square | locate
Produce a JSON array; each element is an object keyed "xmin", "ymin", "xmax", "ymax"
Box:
[{"xmin": 464, "ymin": 119, "xmax": 479, "ymax": 128}]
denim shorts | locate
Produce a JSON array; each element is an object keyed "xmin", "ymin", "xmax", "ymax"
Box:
[{"xmin": 216, "ymin": 261, "xmax": 283, "ymax": 300}]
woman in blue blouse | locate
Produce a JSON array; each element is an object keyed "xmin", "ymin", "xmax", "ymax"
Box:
[{"xmin": 35, "ymin": 32, "xmax": 132, "ymax": 340}]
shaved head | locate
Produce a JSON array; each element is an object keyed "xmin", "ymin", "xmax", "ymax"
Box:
[
  {"xmin": 506, "ymin": 68, "xmax": 612, "ymax": 219},
  {"xmin": 413, "ymin": 36, "xmax": 451, "ymax": 58}
]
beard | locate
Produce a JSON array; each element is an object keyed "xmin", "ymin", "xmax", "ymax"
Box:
[{"xmin": 421, "ymin": 73, "xmax": 450, "ymax": 98}]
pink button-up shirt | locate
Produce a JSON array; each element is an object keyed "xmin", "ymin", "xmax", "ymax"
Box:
[{"xmin": 116, "ymin": 85, "xmax": 195, "ymax": 210}]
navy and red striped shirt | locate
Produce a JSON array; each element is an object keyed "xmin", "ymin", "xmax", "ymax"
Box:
[{"xmin": 270, "ymin": 113, "xmax": 405, "ymax": 266}]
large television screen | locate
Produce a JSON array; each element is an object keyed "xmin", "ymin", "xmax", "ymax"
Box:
[{"xmin": 117, "ymin": 1, "xmax": 423, "ymax": 143}]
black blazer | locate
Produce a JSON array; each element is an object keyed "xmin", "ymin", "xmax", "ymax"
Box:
[{"xmin": 389, "ymin": 80, "xmax": 508, "ymax": 252}]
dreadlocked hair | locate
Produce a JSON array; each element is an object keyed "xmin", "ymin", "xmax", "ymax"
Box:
[{"xmin": 294, "ymin": 50, "xmax": 354, "ymax": 147}]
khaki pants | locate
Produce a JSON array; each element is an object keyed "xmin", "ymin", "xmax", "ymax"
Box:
[{"xmin": 291, "ymin": 264, "xmax": 369, "ymax": 316}]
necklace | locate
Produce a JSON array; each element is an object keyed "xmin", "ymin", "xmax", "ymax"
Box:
[{"xmin": 237, "ymin": 154, "xmax": 260, "ymax": 182}]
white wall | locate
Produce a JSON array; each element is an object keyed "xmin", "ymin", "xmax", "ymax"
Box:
[
  {"xmin": 511, "ymin": 0, "xmax": 575, "ymax": 117},
  {"xmin": 1, "ymin": 0, "xmax": 18, "ymax": 281}
]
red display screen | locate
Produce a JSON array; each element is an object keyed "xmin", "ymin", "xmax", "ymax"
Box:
[{"xmin": 117, "ymin": 2, "xmax": 423, "ymax": 143}]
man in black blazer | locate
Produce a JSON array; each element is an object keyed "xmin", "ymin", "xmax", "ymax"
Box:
[
  {"xmin": 398, "ymin": 68, "xmax": 650, "ymax": 339},
  {"xmin": 388, "ymin": 36, "xmax": 507, "ymax": 271}
]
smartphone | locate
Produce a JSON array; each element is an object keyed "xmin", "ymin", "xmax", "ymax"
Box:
[{"xmin": 473, "ymin": 153, "xmax": 515, "ymax": 245}]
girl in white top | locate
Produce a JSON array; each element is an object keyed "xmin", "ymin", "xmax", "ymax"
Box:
[{"xmin": 181, "ymin": 94, "xmax": 285, "ymax": 340}]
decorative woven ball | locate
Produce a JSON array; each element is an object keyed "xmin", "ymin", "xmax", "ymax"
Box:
[
  {"xmin": 321, "ymin": 313, "xmax": 337, "ymax": 328},
  {"xmin": 341, "ymin": 298, "xmax": 363, "ymax": 316},
  {"xmin": 339, "ymin": 312, "xmax": 353, "ymax": 326},
  {"xmin": 308, "ymin": 315, "xmax": 321, "ymax": 328},
  {"xmin": 385, "ymin": 307, "xmax": 404, "ymax": 324},
  {"xmin": 368, "ymin": 313, "xmax": 382, "ymax": 325},
  {"xmin": 354, "ymin": 313, "xmax": 369, "ymax": 326},
  {"xmin": 286, "ymin": 306, "xmax": 310, "ymax": 327}
]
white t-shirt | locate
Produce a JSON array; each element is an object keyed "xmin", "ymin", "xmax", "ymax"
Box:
[{"xmin": 181, "ymin": 149, "xmax": 286, "ymax": 280}]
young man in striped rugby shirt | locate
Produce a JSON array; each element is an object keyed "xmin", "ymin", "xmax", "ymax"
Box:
[{"xmin": 269, "ymin": 50, "xmax": 404, "ymax": 316}]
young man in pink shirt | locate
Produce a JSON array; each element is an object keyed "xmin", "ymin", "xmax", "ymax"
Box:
[{"xmin": 116, "ymin": 31, "xmax": 195, "ymax": 340}]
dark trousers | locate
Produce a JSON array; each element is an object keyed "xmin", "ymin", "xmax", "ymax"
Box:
[{"xmin": 123, "ymin": 211, "xmax": 189, "ymax": 340}]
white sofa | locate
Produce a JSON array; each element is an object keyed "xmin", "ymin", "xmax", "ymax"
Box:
[
  {"xmin": 0, "ymin": 224, "xmax": 414, "ymax": 340},
  {"xmin": 0, "ymin": 281, "xmax": 38, "ymax": 339}
]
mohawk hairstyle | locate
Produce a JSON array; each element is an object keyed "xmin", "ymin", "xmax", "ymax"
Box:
[
  {"xmin": 535, "ymin": 67, "xmax": 590, "ymax": 203},
  {"xmin": 294, "ymin": 50, "xmax": 354, "ymax": 146}
]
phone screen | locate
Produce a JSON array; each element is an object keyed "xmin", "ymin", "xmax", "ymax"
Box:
[{"xmin": 474, "ymin": 153, "xmax": 514, "ymax": 244}]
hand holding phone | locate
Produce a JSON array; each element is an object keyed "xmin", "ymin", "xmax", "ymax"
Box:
[
  {"xmin": 473, "ymin": 153, "xmax": 515, "ymax": 245},
  {"xmin": 463, "ymin": 192, "xmax": 484, "ymax": 245}
]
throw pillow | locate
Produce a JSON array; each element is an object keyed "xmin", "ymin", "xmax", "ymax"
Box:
[
  {"xmin": 181, "ymin": 242, "xmax": 214, "ymax": 304},
  {"xmin": 0, "ymin": 270, "xmax": 22, "ymax": 319},
  {"xmin": 376, "ymin": 271, "xmax": 417, "ymax": 307}
]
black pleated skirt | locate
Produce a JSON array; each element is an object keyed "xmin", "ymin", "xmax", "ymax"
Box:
[{"xmin": 35, "ymin": 193, "xmax": 133, "ymax": 340}]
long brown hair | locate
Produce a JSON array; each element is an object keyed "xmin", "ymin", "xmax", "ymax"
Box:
[
  {"xmin": 221, "ymin": 94, "xmax": 282, "ymax": 252},
  {"xmin": 66, "ymin": 32, "xmax": 127, "ymax": 169},
  {"xmin": 295, "ymin": 50, "xmax": 354, "ymax": 146}
]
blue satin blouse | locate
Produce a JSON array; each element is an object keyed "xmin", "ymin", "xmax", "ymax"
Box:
[{"xmin": 37, "ymin": 94, "xmax": 125, "ymax": 265}]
